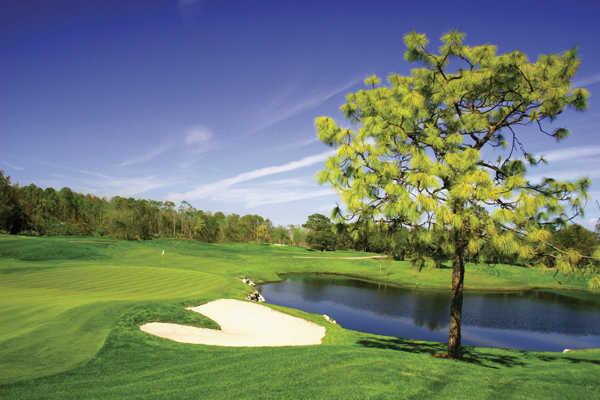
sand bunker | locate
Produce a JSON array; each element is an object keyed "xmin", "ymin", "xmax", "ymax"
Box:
[{"xmin": 140, "ymin": 299, "xmax": 326, "ymax": 347}]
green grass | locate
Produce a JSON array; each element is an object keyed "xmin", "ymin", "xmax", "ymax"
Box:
[{"xmin": 0, "ymin": 234, "xmax": 598, "ymax": 399}]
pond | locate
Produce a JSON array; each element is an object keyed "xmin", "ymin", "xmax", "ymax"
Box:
[{"xmin": 258, "ymin": 275, "xmax": 600, "ymax": 352}]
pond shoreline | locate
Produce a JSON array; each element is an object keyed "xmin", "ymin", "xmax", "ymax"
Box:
[
  {"xmin": 256, "ymin": 271, "xmax": 599, "ymax": 303},
  {"xmin": 259, "ymin": 274, "xmax": 600, "ymax": 352}
]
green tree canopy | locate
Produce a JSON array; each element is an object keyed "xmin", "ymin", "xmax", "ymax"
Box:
[
  {"xmin": 303, "ymin": 213, "xmax": 337, "ymax": 251},
  {"xmin": 554, "ymin": 224, "xmax": 598, "ymax": 253},
  {"xmin": 315, "ymin": 31, "xmax": 590, "ymax": 357},
  {"xmin": 0, "ymin": 171, "xmax": 27, "ymax": 234}
]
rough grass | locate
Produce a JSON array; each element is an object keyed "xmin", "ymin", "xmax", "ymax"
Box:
[{"xmin": 0, "ymin": 234, "xmax": 598, "ymax": 399}]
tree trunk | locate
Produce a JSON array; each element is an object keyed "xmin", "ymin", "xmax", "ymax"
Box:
[{"xmin": 448, "ymin": 236, "xmax": 465, "ymax": 358}]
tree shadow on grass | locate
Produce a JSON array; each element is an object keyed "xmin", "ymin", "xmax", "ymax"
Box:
[
  {"xmin": 358, "ymin": 336, "xmax": 445, "ymax": 355},
  {"xmin": 356, "ymin": 337, "xmax": 599, "ymax": 369},
  {"xmin": 534, "ymin": 354, "xmax": 600, "ymax": 366}
]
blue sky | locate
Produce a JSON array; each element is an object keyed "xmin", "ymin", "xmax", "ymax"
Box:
[{"xmin": 2, "ymin": 0, "xmax": 600, "ymax": 226}]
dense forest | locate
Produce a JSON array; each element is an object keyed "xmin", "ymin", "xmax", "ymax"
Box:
[
  {"xmin": 0, "ymin": 170, "xmax": 305, "ymax": 244},
  {"xmin": 1, "ymin": 170, "xmax": 599, "ymax": 276}
]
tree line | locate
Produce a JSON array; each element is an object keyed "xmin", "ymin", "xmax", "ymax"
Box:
[
  {"xmin": 0, "ymin": 170, "xmax": 307, "ymax": 244},
  {"xmin": 303, "ymin": 211, "xmax": 600, "ymax": 275},
  {"xmin": 2, "ymin": 169, "xmax": 599, "ymax": 276}
]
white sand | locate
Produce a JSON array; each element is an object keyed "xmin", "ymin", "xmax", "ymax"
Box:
[{"xmin": 140, "ymin": 299, "xmax": 326, "ymax": 347}]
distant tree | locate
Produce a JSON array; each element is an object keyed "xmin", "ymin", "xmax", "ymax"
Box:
[
  {"xmin": 364, "ymin": 222, "xmax": 392, "ymax": 254},
  {"xmin": 549, "ymin": 224, "xmax": 599, "ymax": 269},
  {"xmin": 0, "ymin": 171, "xmax": 27, "ymax": 233},
  {"xmin": 271, "ymin": 226, "xmax": 290, "ymax": 244},
  {"xmin": 190, "ymin": 211, "xmax": 206, "ymax": 240},
  {"xmin": 256, "ymin": 222, "xmax": 271, "ymax": 243},
  {"xmin": 594, "ymin": 201, "xmax": 600, "ymax": 236},
  {"xmin": 178, "ymin": 201, "xmax": 196, "ymax": 239},
  {"xmin": 316, "ymin": 32, "xmax": 589, "ymax": 357},
  {"xmin": 333, "ymin": 222, "xmax": 354, "ymax": 250},
  {"xmin": 351, "ymin": 218, "xmax": 371, "ymax": 252},
  {"xmin": 224, "ymin": 214, "xmax": 242, "ymax": 242},
  {"xmin": 213, "ymin": 211, "xmax": 227, "ymax": 242},
  {"xmin": 387, "ymin": 227, "xmax": 411, "ymax": 260},
  {"xmin": 162, "ymin": 201, "xmax": 177, "ymax": 237},
  {"xmin": 303, "ymin": 213, "xmax": 336, "ymax": 251},
  {"xmin": 204, "ymin": 213, "xmax": 222, "ymax": 242},
  {"xmin": 240, "ymin": 214, "xmax": 263, "ymax": 242},
  {"xmin": 289, "ymin": 225, "xmax": 307, "ymax": 247}
]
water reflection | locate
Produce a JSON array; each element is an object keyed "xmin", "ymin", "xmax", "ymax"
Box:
[
  {"xmin": 412, "ymin": 292, "xmax": 448, "ymax": 330},
  {"xmin": 259, "ymin": 275, "xmax": 600, "ymax": 351}
]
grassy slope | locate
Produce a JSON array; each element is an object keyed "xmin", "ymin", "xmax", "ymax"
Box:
[{"xmin": 0, "ymin": 235, "xmax": 598, "ymax": 399}]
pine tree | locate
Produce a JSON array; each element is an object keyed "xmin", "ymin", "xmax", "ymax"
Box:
[{"xmin": 315, "ymin": 31, "xmax": 590, "ymax": 358}]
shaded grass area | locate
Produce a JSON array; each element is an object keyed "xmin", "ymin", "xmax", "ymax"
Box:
[{"xmin": 0, "ymin": 235, "xmax": 598, "ymax": 399}]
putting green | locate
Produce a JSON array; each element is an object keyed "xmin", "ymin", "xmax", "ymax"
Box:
[{"xmin": 0, "ymin": 263, "xmax": 231, "ymax": 384}]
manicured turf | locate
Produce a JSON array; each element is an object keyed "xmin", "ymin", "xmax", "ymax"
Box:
[{"xmin": 0, "ymin": 235, "xmax": 598, "ymax": 399}]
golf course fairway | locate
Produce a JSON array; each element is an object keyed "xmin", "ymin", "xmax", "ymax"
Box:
[{"xmin": 1, "ymin": 235, "xmax": 598, "ymax": 399}]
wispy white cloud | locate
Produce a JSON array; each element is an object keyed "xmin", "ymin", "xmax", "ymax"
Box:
[
  {"xmin": 184, "ymin": 125, "xmax": 217, "ymax": 154},
  {"xmin": 581, "ymin": 217, "xmax": 599, "ymax": 230},
  {"xmin": 573, "ymin": 73, "xmax": 600, "ymax": 87},
  {"xmin": 527, "ymin": 168, "xmax": 600, "ymax": 183},
  {"xmin": 185, "ymin": 125, "xmax": 213, "ymax": 144},
  {"xmin": 167, "ymin": 150, "xmax": 335, "ymax": 203},
  {"xmin": 298, "ymin": 137, "xmax": 320, "ymax": 147},
  {"xmin": 317, "ymin": 203, "xmax": 336, "ymax": 213},
  {"xmin": 530, "ymin": 145, "xmax": 600, "ymax": 184},
  {"xmin": 248, "ymin": 78, "xmax": 360, "ymax": 135},
  {"xmin": 109, "ymin": 177, "xmax": 169, "ymax": 197},
  {"xmin": 35, "ymin": 158, "xmax": 180, "ymax": 197},
  {"xmin": 541, "ymin": 145, "xmax": 600, "ymax": 162},
  {"xmin": 587, "ymin": 190, "xmax": 600, "ymax": 199},
  {"xmin": 218, "ymin": 186, "xmax": 335, "ymax": 208},
  {"xmin": 119, "ymin": 142, "xmax": 173, "ymax": 167},
  {"xmin": 276, "ymin": 136, "xmax": 321, "ymax": 151},
  {"xmin": 77, "ymin": 169, "xmax": 173, "ymax": 197},
  {"xmin": 202, "ymin": 175, "xmax": 337, "ymax": 208},
  {"xmin": 0, "ymin": 160, "xmax": 24, "ymax": 171},
  {"xmin": 118, "ymin": 125, "xmax": 216, "ymax": 167},
  {"xmin": 262, "ymin": 177, "xmax": 309, "ymax": 186}
]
